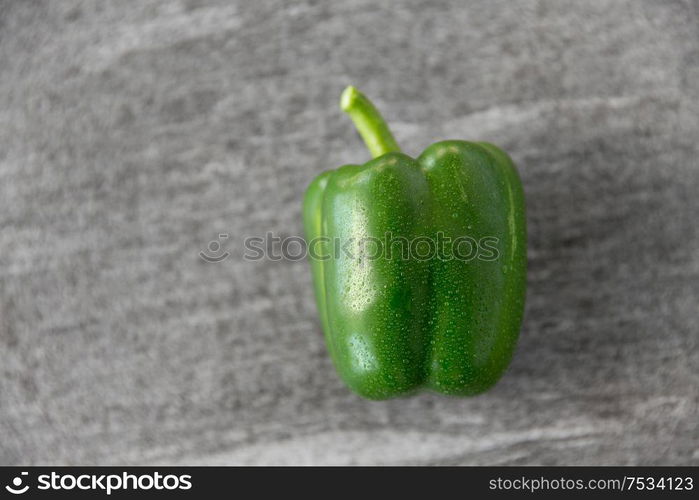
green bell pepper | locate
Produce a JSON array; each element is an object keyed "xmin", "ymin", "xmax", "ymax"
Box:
[{"xmin": 303, "ymin": 86, "xmax": 526, "ymax": 399}]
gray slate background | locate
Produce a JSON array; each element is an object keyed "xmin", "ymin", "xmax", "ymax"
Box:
[{"xmin": 1, "ymin": 0, "xmax": 698, "ymax": 465}]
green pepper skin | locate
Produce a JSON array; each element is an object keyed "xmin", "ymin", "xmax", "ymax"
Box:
[{"xmin": 304, "ymin": 89, "xmax": 526, "ymax": 400}]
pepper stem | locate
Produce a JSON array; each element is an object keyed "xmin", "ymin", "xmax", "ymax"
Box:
[{"xmin": 340, "ymin": 86, "xmax": 401, "ymax": 158}]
